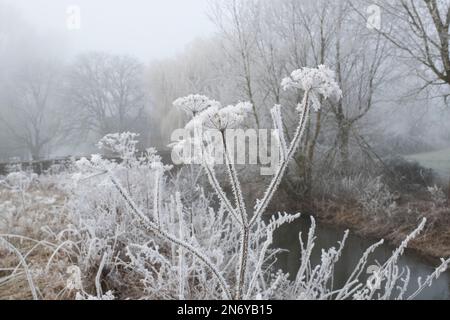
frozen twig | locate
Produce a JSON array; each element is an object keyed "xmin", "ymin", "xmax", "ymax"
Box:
[{"xmin": 108, "ymin": 172, "xmax": 233, "ymax": 300}]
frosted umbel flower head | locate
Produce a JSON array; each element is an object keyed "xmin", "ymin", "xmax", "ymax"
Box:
[
  {"xmin": 281, "ymin": 65, "xmax": 342, "ymax": 111},
  {"xmin": 97, "ymin": 132, "xmax": 139, "ymax": 160},
  {"xmin": 184, "ymin": 101, "xmax": 253, "ymax": 131},
  {"xmin": 173, "ymin": 94, "xmax": 220, "ymax": 116}
]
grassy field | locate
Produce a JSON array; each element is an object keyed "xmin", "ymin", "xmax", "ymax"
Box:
[{"xmin": 406, "ymin": 148, "xmax": 450, "ymax": 177}]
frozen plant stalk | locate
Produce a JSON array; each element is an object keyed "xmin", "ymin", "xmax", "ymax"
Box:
[
  {"xmin": 172, "ymin": 65, "xmax": 342, "ymax": 299},
  {"xmin": 102, "ymin": 65, "xmax": 447, "ymax": 301}
]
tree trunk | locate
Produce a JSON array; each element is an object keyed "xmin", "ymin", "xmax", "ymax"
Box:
[
  {"xmin": 304, "ymin": 110, "xmax": 323, "ymax": 199},
  {"xmin": 30, "ymin": 145, "xmax": 41, "ymax": 161},
  {"xmin": 337, "ymin": 125, "xmax": 350, "ymax": 174},
  {"xmin": 447, "ymin": 177, "xmax": 450, "ymax": 207}
]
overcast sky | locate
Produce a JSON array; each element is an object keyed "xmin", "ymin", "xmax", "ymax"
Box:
[{"xmin": 3, "ymin": 0, "xmax": 216, "ymax": 62}]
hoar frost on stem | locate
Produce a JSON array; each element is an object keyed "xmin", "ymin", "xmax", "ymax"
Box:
[
  {"xmin": 171, "ymin": 65, "xmax": 343, "ymax": 299},
  {"xmin": 69, "ymin": 65, "xmax": 450, "ymax": 301}
]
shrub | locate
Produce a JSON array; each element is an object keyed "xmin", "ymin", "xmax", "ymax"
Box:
[
  {"xmin": 357, "ymin": 176, "xmax": 396, "ymax": 218},
  {"xmin": 384, "ymin": 156, "xmax": 435, "ymax": 191}
]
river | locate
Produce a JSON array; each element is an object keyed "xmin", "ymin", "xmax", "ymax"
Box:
[{"xmin": 272, "ymin": 215, "xmax": 450, "ymax": 300}]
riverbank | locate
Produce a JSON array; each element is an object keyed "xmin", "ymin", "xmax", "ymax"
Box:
[
  {"xmin": 265, "ymin": 186, "xmax": 450, "ymax": 264},
  {"xmin": 311, "ymin": 199, "xmax": 450, "ymax": 264}
]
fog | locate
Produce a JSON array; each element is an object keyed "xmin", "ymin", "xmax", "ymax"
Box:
[
  {"xmin": 1, "ymin": 0, "xmax": 450, "ymax": 301},
  {"xmin": 2, "ymin": 0, "xmax": 215, "ymax": 61},
  {"xmin": 0, "ymin": 0, "xmax": 449, "ymax": 163}
]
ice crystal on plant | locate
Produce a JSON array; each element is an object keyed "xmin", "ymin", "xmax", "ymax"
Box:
[
  {"xmin": 282, "ymin": 65, "xmax": 342, "ymax": 111},
  {"xmin": 97, "ymin": 132, "xmax": 139, "ymax": 160},
  {"xmin": 66, "ymin": 266, "xmax": 83, "ymax": 291},
  {"xmin": 75, "ymin": 291, "xmax": 115, "ymax": 300},
  {"xmin": 173, "ymin": 94, "xmax": 220, "ymax": 116},
  {"xmin": 185, "ymin": 101, "xmax": 253, "ymax": 131},
  {"xmin": 4, "ymin": 172, "xmax": 37, "ymax": 191},
  {"xmin": 2, "ymin": 64, "xmax": 449, "ymax": 301}
]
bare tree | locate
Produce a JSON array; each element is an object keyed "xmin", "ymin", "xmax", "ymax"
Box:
[
  {"xmin": 258, "ymin": 0, "xmax": 392, "ymax": 183},
  {"xmin": 146, "ymin": 39, "xmax": 233, "ymax": 146},
  {"xmin": 276, "ymin": 0, "xmax": 337, "ymax": 193},
  {"xmin": 357, "ymin": 0, "xmax": 450, "ymax": 99},
  {"xmin": 329, "ymin": 1, "xmax": 392, "ymax": 171},
  {"xmin": 0, "ymin": 58, "xmax": 64, "ymax": 160},
  {"xmin": 209, "ymin": 0, "xmax": 262, "ymax": 128},
  {"xmin": 66, "ymin": 52, "xmax": 146, "ymax": 137}
]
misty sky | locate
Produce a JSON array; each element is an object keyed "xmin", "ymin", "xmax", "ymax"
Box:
[{"xmin": 3, "ymin": 0, "xmax": 216, "ymax": 62}]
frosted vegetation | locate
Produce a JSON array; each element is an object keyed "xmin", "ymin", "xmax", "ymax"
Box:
[{"xmin": 1, "ymin": 66, "xmax": 449, "ymax": 300}]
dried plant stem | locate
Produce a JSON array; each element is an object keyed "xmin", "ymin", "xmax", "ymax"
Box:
[
  {"xmin": 109, "ymin": 173, "xmax": 233, "ymax": 300},
  {"xmin": 0, "ymin": 237, "xmax": 38, "ymax": 300},
  {"xmin": 222, "ymin": 133, "xmax": 248, "ymax": 226},
  {"xmin": 251, "ymin": 92, "xmax": 310, "ymax": 227},
  {"xmin": 235, "ymin": 229, "xmax": 249, "ymax": 299},
  {"xmin": 96, "ymin": 253, "xmax": 108, "ymax": 298}
]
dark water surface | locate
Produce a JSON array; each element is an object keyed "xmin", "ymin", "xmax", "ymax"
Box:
[{"xmin": 272, "ymin": 215, "xmax": 450, "ymax": 300}]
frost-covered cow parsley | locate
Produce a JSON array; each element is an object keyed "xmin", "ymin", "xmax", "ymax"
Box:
[
  {"xmin": 4, "ymin": 66, "xmax": 448, "ymax": 301},
  {"xmin": 281, "ymin": 65, "xmax": 342, "ymax": 111},
  {"xmin": 97, "ymin": 132, "xmax": 140, "ymax": 160},
  {"xmin": 4, "ymin": 172, "xmax": 37, "ymax": 192},
  {"xmin": 173, "ymin": 94, "xmax": 221, "ymax": 116},
  {"xmin": 183, "ymin": 101, "xmax": 253, "ymax": 131},
  {"xmin": 171, "ymin": 98, "xmax": 253, "ymax": 166}
]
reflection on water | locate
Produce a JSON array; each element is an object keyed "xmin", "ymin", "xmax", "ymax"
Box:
[{"xmin": 272, "ymin": 215, "xmax": 450, "ymax": 300}]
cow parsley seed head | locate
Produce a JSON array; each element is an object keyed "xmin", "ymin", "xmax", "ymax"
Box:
[
  {"xmin": 97, "ymin": 132, "xmax": 139, "ymax": 159},
  {"xmin": 282, "ymin": 65, "xmax": 342, "ymax": 111},
  {"xmin": 173, "ymin": 94, "xmax": 221, "ymax": 116},
  {"xmin": 187, "ymin": 101, "xmax": 252, "ymax": 131}
]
